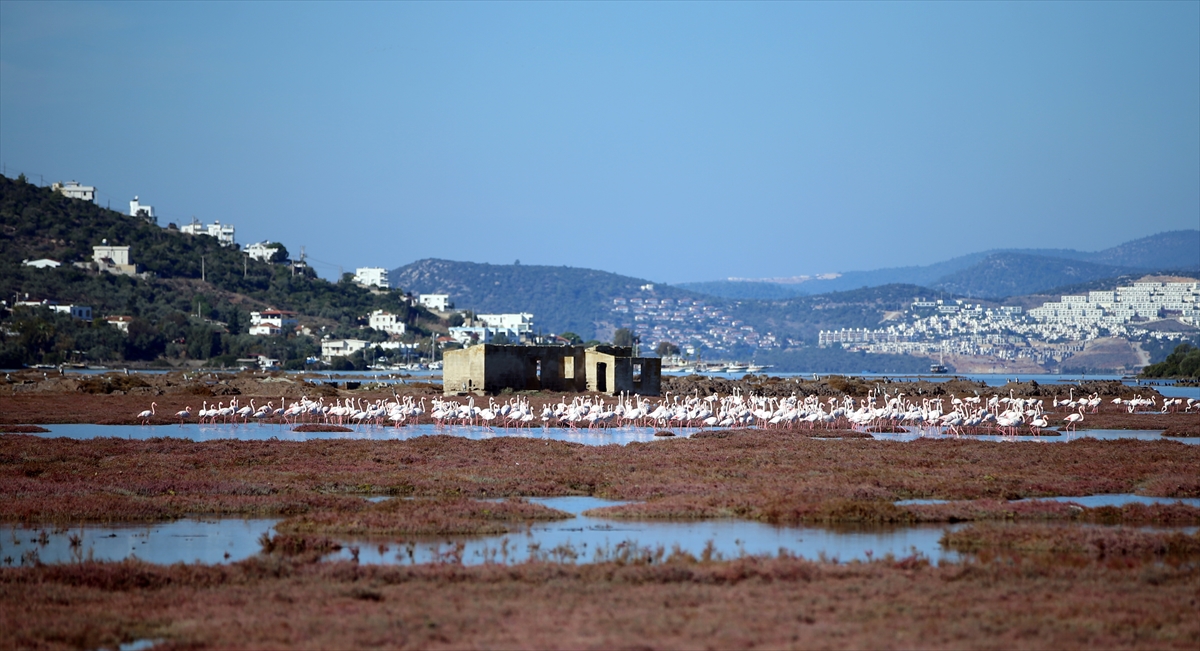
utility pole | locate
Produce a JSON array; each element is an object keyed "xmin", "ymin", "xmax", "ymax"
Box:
[
  {"xmin": 201, "ymin": 255, "xmax": 206, "ymax": 282},
  {"xmin": 243, "ymin": 256, "xmax": 247, "ymax": 279}
]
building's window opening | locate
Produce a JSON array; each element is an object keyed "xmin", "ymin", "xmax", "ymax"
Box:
[
  {"xmin": 632, "ymin": 363, "xmax": 642, "ymax": 384},
  {"xmin": 596, "ymin": 362, "xmax": 607, "ymax": 393}
]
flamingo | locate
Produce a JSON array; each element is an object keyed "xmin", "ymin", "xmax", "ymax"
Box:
[
  {"xmin": 1063, "ymin": 406, "xmax": 1085, "ymax": 434},
  {"xmin": 174, "ymin": 406, "xmax": 192, "ymax": 425},
  {"xmin": 136, "ymin": 402, "xmax": 157, "ymax": 425}
]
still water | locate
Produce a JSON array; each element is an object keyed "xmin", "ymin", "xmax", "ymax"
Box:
[
  {"xmin": 2, "ymin": 497, "xmax": 960, "ymax": 567},
  {"xmin": 328, "ymin": 497, "xmax": 960, "ymax": 566},
  {"xmin": 22, "ymin": 423, "xmax": 702, "ymax": 445},
  {"xmin": 16, "ymin": 423, "xmax": 1196, "ymax": 445}
]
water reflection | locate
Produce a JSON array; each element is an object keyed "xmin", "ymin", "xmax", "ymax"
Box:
[
  {"xmin": 326, "ymin": 497, "xmax": 963, "ymax": 566},
  {"xmin": 3, "ymin": 498, "xmax": 960, "ymax": 567},
  {"xmin": 19, "ymin": 423, "xmax": 704, "ymax": 446},
  {"xmin": 1, "ymin": 518, "xmax": 275, "ymax": 566},
  {"xmin": 16, "ymin": 423, "xmax": 1196, "ymax": 445}
]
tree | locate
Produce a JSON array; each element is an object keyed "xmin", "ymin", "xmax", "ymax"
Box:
[
  {"xmin": 490, "ymin": 332, "xmax": 511, "ymax": 345},
  {"xmin": 655, "ymin": 341, "xmax": 680, "ymax": 357},
  {"xmin": 267, "ymin": 243, "xmax": 290, "ymax": 264},
  {"xmin": 558, "ymin": 331, "xmax": 583, "ymax": 344},
  {"xmin": 613, "ymin": 328, "xmax": 634, "ymax": 347}
]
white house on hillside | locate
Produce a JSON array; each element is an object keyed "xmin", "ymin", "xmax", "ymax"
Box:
[
  {"xmin": 368, "ymin": 309, "xmax": 406, "ymax": 335},
  {"xmin": 418, "ymin": 294, "xmax": 451, "ymax": 311},
  {"xmin": 181, "ymin": 218, "xmax": 236, "ymax": 246},
  {"xmin": 354, "ymin": 267, "xmax": 389, "ymax": 288},
  {"xmin": 244, "ymin": 241, "xmax": 281, "ymax": 262},
  {"xmin": 249, "ymin": 309, "xmax": 298, "ymax": 336},
  {"xmin": 129, "ymin": 196, "xmax": 155, "ymax": 223},
  {"xmin": 93, "ymin": 241, "xmax": 137, "ymax": 276},
  {"xmin": 52, "ymin": 181, "xmax": 95, "ymax": 202}
]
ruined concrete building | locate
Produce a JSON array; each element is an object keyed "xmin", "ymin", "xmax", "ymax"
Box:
[{"xmin": 442, "ymin": 344, "xmax": 661, "ymax": 396}]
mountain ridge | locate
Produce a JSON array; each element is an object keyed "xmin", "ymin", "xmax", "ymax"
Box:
[{"xmin": 678, "ymin": 230, "xmax": 1199, "ymax": 299}]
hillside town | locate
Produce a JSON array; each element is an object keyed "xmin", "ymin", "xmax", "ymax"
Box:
[
  {"xmin": 609, "ymin": 288, "xmax": 780, "ymax": 354},
  {"xmin": 818, "ymin": 280, "xmax": 1199, "ymax": 366}
]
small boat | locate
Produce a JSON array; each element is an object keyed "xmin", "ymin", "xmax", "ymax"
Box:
[{"xmin": 929, "ymin": 363, "xmax": 948, "ymax": 374}]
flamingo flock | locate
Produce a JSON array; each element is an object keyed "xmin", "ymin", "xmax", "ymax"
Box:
[{"xmin": 128, "ymin": 386, "xmax": 1197, "ymax": 438}]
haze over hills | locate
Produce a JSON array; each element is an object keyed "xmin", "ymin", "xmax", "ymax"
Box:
[{"xmin": 677, "ymin": 231, "xmax": 1200, "ymax": 300}]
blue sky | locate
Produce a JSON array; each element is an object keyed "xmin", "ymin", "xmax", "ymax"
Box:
[{"xmin": 2, "ymin": 2, "xmax": 1197, "ymax": 283}]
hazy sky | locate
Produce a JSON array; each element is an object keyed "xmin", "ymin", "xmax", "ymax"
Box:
[{"xmin": 2, "ymin": 2, "xmax": 1197, "ymax": 283}]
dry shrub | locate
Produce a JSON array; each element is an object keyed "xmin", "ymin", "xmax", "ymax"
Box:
[
  {"xmin": 75, "ymin": 376, "xmax": 150, "ymax": 394},
  {"xmin": 941, "ymin": 523, "xmax": 1200, "ymax": 559},
  {"xmin": 275, "ymin": 497, "xmax": 570, "ymax": 536}
]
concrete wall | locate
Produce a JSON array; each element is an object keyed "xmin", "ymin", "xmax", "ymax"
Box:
[
  {"xmin": 443, "ymin": 345, "xmax": 589, "ymax": 395},
  {"xmin": 584, "ymin": 348, "xmax": 660, "ymax": 396}
]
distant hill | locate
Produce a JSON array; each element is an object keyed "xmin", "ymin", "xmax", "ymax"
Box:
[
  {"xmin": 929, "ymin": 253, "xmax": 1139, "ymax": 299},
  {"xmin": 391, "ymin": 256, "xmax": 944, "ymax": 346},
  {"xmin": 681, "ymin": 231, "xmax": 1200, "ymax": 300},
  {"xmin": 391, "ymin": 259, "xmax": 710, "ymax": 339}
]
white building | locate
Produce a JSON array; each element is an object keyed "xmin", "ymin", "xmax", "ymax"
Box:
[
  {"xmin": 129, "ymin": 196, "xmax": 155, "ymax": 223},
  {"xmin": 23, "ymin": 259, "xmax": 61, "ymax": 269},
  {"xmin": 477, "ymin": 313, "xmax": 534, "ymax": 338},
  {"xmin": 354, "ymin": 267, "xmax": 389, "ymax": 288},
  {"xmin": 448, "ymin": 313, "xmax": 534, "ymax": 345},
  {"xmin": 92, "ymin": 242, "xmax": 137, "ymax": 276},
  {"xmin": 248, "ymin": 309, "xmax": 298, "ymax": 336},
  {"xmin": 51, "ymin": 305, "xmax": 92, "ymax": 321},
  {"xmin": 418, "ymin": 294, "xmax": 452, "ymax": 312},
  {"xmin": 52, "ymin": 181, "xmax": 95, "ymax": 202},
  {"xmin": 244, "ymin": 241, "xmax": 281, "ymax": 263},
  {"xmin": 367, "ymin": 309, "xmax": 407, "ymax": 335},
  {"xmin": 180, "ymin": 218, "xmax": 236, "ymax": 246},
  {"xmin": 321, "ymin": 338, "xmax": 372, "ymax": 361}
]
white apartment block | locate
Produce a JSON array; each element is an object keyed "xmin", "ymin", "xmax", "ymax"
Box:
[
  {"xmin": 354, "ymin": 267, "xmax": 389, "ymax": 288},
  {"xmin": 367, "ymin": 309, "xmax": 406, "ymax": 335},
  {"xmin": 1029, "ymin": 281, "xmax": 1199, "ymax": 326},
  {"xmin": 244, "ymin": 241, "xmax": 280, "ymax": 262},
  {"xmin": 129, "ymin": 196, "xmax": 154, "ymax": 223},
  {"xmin": 418, "ymin": 294, "xmax": 451, "ymax": 311},
  {"xmin": 52, "ymin": 181, "xmax": 95, "ymax": 202},
  {"xmin": 180, "ymin": 218, "xmax": 236, "ymax": 246}
]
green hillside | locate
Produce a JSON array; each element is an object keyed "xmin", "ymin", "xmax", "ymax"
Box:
[{"xmin": 0, "ymin": 174, "xmax": 429, "ymax": 367}]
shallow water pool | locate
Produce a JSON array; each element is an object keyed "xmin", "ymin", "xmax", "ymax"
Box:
[
  {"xmin": 19, "ymin": 423, "xmax": 703, "ymax": 446},
  {"xmin": 3, "ymin": 497, "xmax": 961, "ymax": 567}
]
